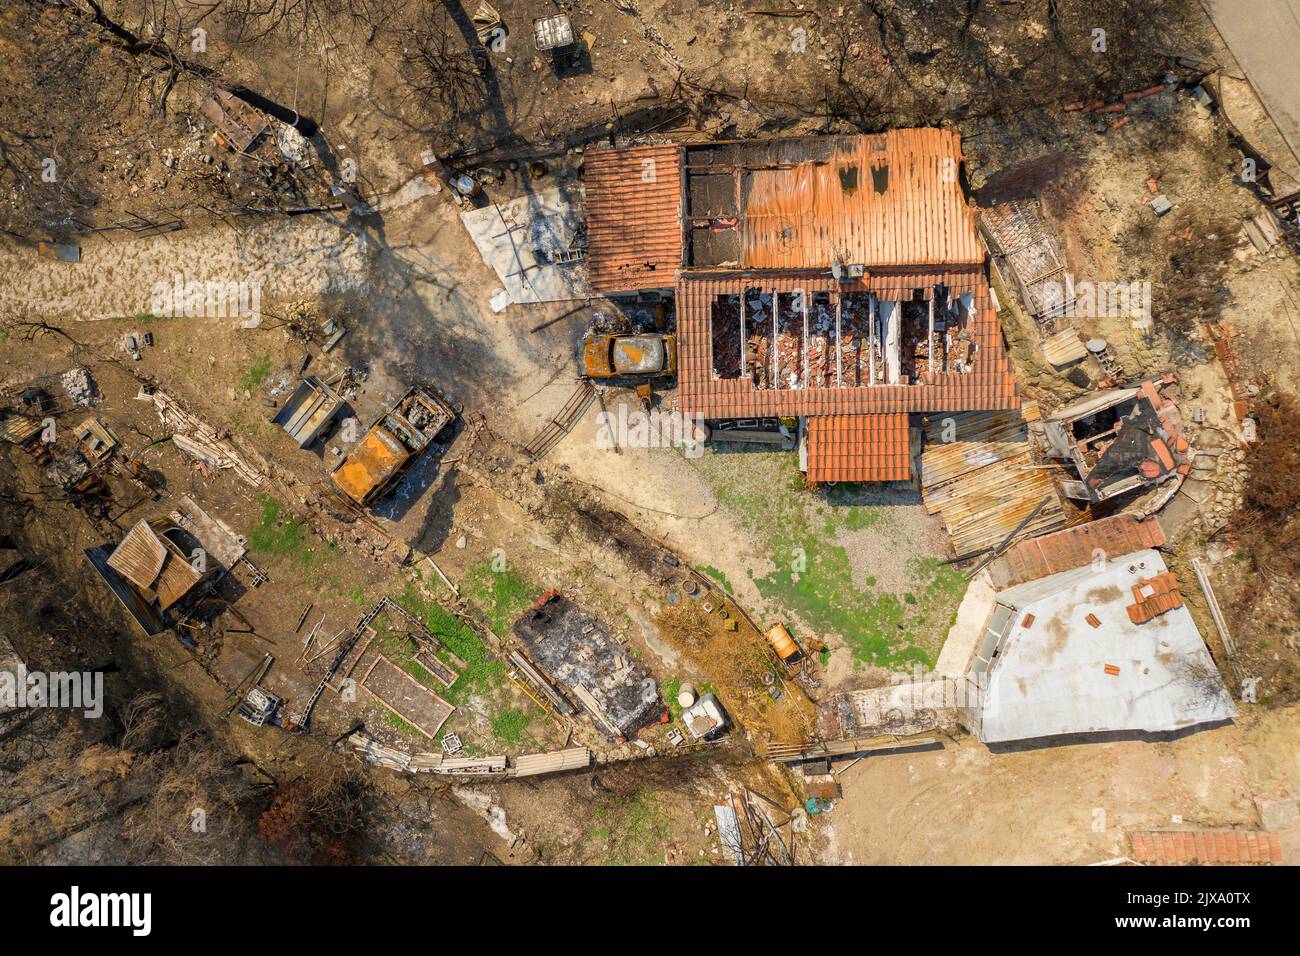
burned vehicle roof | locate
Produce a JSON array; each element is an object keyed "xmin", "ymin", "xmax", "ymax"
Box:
[{"xmin": 612, "ymin": 335, "xmax": 667, "ymax": 374}]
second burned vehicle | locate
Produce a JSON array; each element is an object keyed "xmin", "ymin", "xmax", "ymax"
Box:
[{"xmin": 331, "ymin": 386, "xmax": 455, "ymax": 507}]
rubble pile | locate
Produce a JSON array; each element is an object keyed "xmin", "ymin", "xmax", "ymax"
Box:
[{"xmin": 61, "ymin": 367, "xmax": 99, "ymax": 407}]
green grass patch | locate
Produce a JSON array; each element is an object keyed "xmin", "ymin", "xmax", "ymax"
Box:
[
  {"xmin": 692, "ymin": 450, "xmax": 964, "ymax": 670},
  {"xmin": 465, "ymin": 559, "xmax": 536, "ymax": 637},
  {"xmin": 699, "ymin": 565, "xmax": 733, "ymax": 592},
  {"xmin": 589, "ymin": 789, "xmax": 671, "ymax": 866},
  {"xmin": 248, "ymin": 495, "xmax": 335, "ymax": 569},
  {"xmin": 664, "ymin": 677, "xmax": 682, "ymax": 721},
  {"xmin": 490, "ymin": 707, "xmax": 532, "ymax": 747},
  {"xmin": 397, "ymin": 581, "xmax": 504, "ymax": 704},
  {"xmin": 372, "ymin": 705, "xmax": 421, "ymax": 738},
  {"xmin": 238, "ymin": 353, "xmax": 272, "ymax": 391}
]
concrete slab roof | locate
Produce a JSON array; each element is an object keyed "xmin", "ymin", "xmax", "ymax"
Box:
[
  {"xmin": 460, "ymin": 184, "xmax": 592, "ymax": 304},
  {"xmin": 974, "ymin": 549, "xmax": 1236, "ymax": 743}
]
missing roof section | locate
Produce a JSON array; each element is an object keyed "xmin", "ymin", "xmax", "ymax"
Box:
[
  {"xmin": 678, "ymin": 270, "xmax": 1017, "ymax": 419},
  {"xmin": 1036, "ymin": 376, "xmax": 1193, "ymax": 502}
]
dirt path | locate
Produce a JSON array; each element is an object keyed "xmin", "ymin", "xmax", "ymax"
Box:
[
  {"xmin": 825, "ymin": 704, "xmax": 1300, "ymax": 865},
  {"xmin": 1203, "ymin": 0, "xmax": 1300, "ymax": 175}
]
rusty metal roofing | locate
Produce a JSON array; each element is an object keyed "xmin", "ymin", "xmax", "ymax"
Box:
[
  {"xmin": 106, "ymin": 519, "xmax": 204, "ymax": 610},
  {"xmin": 154, "ymin": 547, "xmax": 203, "ymax": 611},
  {"xmin": 201, "ymin": 88, "xmax": 269, "ymax": 154},
  {"xmin": 917, "ymin": 403, "xmax": 1066, "ymax": 558},
  {"xmin": 583, "ymin": 144, "xmax": 683, "ymax": 292},
  {"xmin": 736, "ymin": 130, "xmax": 982, "ymax": 269},
  {"xmin": 107, "ymin": 520, "xmax": 168, "ymax": 593},
  {"xmin": 992, "ymin": 514, "xmax": 1167, "ymax": 588},
  {"xmin": 676, "ymin": 268, "xmax": 1018, "ymax": 419},
  {"xmin": 805, "ymin": 413, "xmax": 910, "ymax": 482},
  {"xmin": 332, "ymin": 427, "xmax": 409, "ymax": 503},
  {"xmin": 0, "ymin": 416, "xmax": 41, "ymax": 445},
  {"xmin": 918, "ymin": 403, "xmax": 1041, "ymax": 488}
]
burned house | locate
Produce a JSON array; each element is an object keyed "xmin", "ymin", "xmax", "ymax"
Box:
[
  {"xmin": 512, "ymin": 594, "xmax": 661, "ymax": 739},
  {"xmin": 583, "ymin": 131, "xmax": 1020, "ymax": 482},
  {"xmin": 1034, "ymin": 377, "xmax": 1192, "ymax": 502}
]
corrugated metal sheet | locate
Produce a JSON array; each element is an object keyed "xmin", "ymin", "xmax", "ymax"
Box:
[
  {"xmin": 107, "ymin": 520, "xmax": 167, "ymax": 593},
  {"xmin": 0, "ymin": 416, "xmax": 41, "ymax": 445},
  {"xmin": 1041, "ymin": 328, "xmax": 1089, "ymax": 367},
  {"xmin": 513, "ymin": 747, "xmax": 592, "ymax": 777},
  {"xmin": 154, "ymin": 548, "xmax": 203, "ymax": 610},
  {"xmin": 740, "ymin": 130, "xmax": 983, "ymax": 268},
  {"xmin": 805, "ymin": 412, "xmax": 910, "ymax": 482},
  {"xmin": 918, "ymin": 404, "xmax": 1040, "ymax": 488},
  {"xmin": 919, "ymin": 407, "xmax": 1067, "ymax": 556},
  {"xmin": 677, "ymin": 269, "xmax": 1018, "ymax": 419},
  {"xmin": 921, "ymin": 454, "xmax": 1066, "ymax": 557},
  {"xmin": 584, "ymin": 144, "xmax": 683, "ymax": 292}
]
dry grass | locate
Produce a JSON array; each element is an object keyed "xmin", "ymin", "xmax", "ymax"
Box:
[{"xmin": 655, "ymin": 599, "xmax": 815, "ymax": 744}]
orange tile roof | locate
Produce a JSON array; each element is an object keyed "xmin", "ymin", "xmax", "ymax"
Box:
[
  {"xmin": 995, "ymin": 515, "xmax": 1166, "ymax": 586},
  {"xmin": 806, "ymin": 412, "xmax": 911, "ymax": 482},
  {"xmin": 1127, "ymin": 571, "xmax": 1184, "ymax": 624},
  {"xmin": 1131, "ymin": 830, "xmax": 1283, "ymax": 865},
  {"xmin": 676, "ymin": 268, "xmax": 1019, "ymax": 418},
  {"xmin": 583, "ymin": 144, "xmax": 683, "ymax": 292},
  {"xmin": 739, "ymin": 130, "xmax": 983, "ymax": 269}
]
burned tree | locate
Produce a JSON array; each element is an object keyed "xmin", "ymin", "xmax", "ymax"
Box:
[{"xmin": 391, "ymin": 3, "xmax": 489, "ymax": 148}]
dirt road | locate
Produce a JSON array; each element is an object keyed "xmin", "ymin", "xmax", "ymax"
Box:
[
  {"xmin": 1203, "ymin": 0, "xmax": 1300, "ymax": 174},
  {"xmin": 825, "ymin": 705, "xmax": 1300, "ymax": 865}
]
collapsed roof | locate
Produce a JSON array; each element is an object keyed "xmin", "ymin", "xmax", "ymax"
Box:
[
  {"xmin": 1035, "ymin": 377, "xmax": 1193, "ymax": 502},
  {"xmin": 106, "ymin": 519, "xmax": 208, "ymax": 611},
  {"xmin": 512, "ymin": 594, "xmax": 660, "ymax": 738},
  {"xmin": 582, "ymin": 130, "xmax": 1018, "ymax": 483}
]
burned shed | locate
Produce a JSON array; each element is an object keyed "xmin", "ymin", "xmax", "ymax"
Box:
[
  {"xmin": 1034, "ymin": 377, "xmax": 1192, "ymax": 502},
  {"xmin": 86, "ymin": 518, "xmax": 217, "ymax": 634},
  {"xmin": 512, "ymin": 594, "xmax": 661, "ymax": 739}
]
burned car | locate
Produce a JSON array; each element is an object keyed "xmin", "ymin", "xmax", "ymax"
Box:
[
  {"xmin": 582, "ymin": 333, "xmax": 677, "ymax": 380},
  {"xmin": 331, "ymin": 385, "xmax": 455, "ymax": 507}
]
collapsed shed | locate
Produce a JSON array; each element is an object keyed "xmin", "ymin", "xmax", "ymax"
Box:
[
  {"xmin": 1033, "ymin": 376, "xmax": 1193, "ymax": 503},
  {"xmin": 512, "ymin": 593, "xmax": 661, "ymax": 738}
]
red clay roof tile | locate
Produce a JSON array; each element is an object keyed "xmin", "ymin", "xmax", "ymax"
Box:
[
  {"xmin": 1131, "ymin": 830, "xmax": 1283, "ymax": 865},
  {"xmin": 583, "ymin": 144, "xmax": 683, "ymax": 292},
  {"xmin": 805, "ymin": 412, "xmax": 911, "ymax": 482},
  {"xmin": 995, "ymin": 514, "xmax": 1166, "ymax": 586}
]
